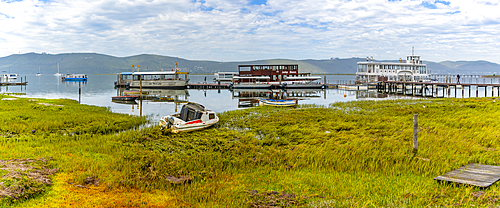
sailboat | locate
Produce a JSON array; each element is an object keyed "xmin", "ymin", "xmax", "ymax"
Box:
[
  {"xmin": 36, "ymin": 66, "xmax": 42, "ymax": 76},
  {"xmin": 54, "ymin": 62, "xmax": 62, "ymax": 76}
]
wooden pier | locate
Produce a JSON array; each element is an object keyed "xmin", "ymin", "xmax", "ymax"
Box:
[
  {"xmin": 1, "ymin": 76, "xmax": 28, "ymax": 86},
  {"xmin": 0, "ymin": 82, "xmax": 27, "ymax": 86},
  {"xmin": 376, "ymin": 81, "xmax": 500, "ymax": 98}
]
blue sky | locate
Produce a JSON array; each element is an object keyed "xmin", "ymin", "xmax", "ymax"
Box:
[{"xmin": 1, "ymin": 0, "xmax": 500, "ymax": 63}]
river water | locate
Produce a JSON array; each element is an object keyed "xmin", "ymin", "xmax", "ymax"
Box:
[{"xmin": 1, "ymin": 74, "xmax": 496, "ymax": 121}]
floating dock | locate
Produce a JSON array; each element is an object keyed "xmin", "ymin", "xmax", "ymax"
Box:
[{"xmin": 435, "ymin": 163, "xmax": 500, "ymax": 188}]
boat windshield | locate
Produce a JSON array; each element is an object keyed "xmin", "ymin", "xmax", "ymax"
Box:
[{"xmin": 180, "ymin": 103, "xmax": 206, "ymax": 121}]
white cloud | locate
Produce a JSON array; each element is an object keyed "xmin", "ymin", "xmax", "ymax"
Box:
[{"xmin": 0, "ymin": 0, "xmax": 500, "ymax": 63}]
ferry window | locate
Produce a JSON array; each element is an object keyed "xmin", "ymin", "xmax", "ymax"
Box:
[
  {"xmin": 240, "ymin": 67, "xmax": 251, "ymax": 71},
  {"xmin": 209, "ymin": 113, "xmax": 215, "ymax": 120}
]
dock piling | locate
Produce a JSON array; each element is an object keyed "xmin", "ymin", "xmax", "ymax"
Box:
[{"xmin": 413, "ymin": 114, "xmax": 418, "ymax": 155}]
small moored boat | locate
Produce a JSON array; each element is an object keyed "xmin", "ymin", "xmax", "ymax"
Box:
[
  {"xmin": 258, "ymin": 98, "xmax": 297, "ymax": 106},
  {"xmin": 111, "ymin": 95, "xmax": 138, "ymax": 101},
  {"xmin": 62, "ymin": 74, "xmax": 88, "ymax": 81},
  {"xmin": 159, "ymin": 102, "xmax": 219, "ymax": 133}
]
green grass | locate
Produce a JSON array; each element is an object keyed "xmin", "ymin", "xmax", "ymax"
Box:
[{"xmin": 2, "ymin": 94, "xmax": 500, "ymax": 207}]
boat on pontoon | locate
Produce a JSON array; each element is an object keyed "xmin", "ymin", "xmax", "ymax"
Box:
[
  {"xmin": 115, "ymin": 63, "xmax": 189, "ymax": 89},
  {"xmin": 231, "ymin": 64, "xmax": 322, "ymax": 89},
  {"xmin": 159, "ymin": 102, "xmax": 219, "ymax": 133}
]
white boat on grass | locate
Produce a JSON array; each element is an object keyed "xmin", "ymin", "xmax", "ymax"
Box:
[{"xmin": 159, "ymin": 102, "xmax": 219, "ymax": 133}]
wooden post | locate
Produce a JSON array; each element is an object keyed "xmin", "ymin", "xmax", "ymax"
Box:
[
  {"xmin": 139, "ymin": 75, "xmax": 142, "ymax": 98},
  {"xmin": 462, "ymin": 85, "xmax": 464, "ymax": 98},
  {"xmin": 413, "ymin": 114, "xmax": 418, "ymax": 154},
  {"xmin": 78, "ymin": 78, "xmax": 81, "ymax": 104},
  {"xmin": 139, "ymin": 75, "xmax": 143, "ymax": 116}
]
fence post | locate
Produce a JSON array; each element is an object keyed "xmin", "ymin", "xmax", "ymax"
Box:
[{"xmin": 413, "ymin": 114, "xmax": 418, "ymax": 154}]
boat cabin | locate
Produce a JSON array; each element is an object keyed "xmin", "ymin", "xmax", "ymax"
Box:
[
  {"xmin": 179, "ymin": 102, "xmax": 216, "ymax": 122},
  {"xmin": 233, "ymin": 64, "xmax": 316, "ymax": 83},
  {"xmin": 118, "ymin": 71, "xmax": 188, "ymax": 82},
  {"xmin": 116, "ymin": 70, "xmax": 190, "ymax": 89},
  {"xmin": 64, "ymin": 74, "xmax": 88, "ymax": 79}
]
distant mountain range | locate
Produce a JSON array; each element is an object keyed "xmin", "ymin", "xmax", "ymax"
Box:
[{"xmin": 1, "ymin": 52, "xmax": 499, "ymax": 75}]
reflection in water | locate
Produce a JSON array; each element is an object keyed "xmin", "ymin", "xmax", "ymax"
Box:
[
  {"xmin": 114, "ymin": 88, "xmax": 191, "ymax": 115},
  {"xmin": 230, "ymin": 89, "xmax": 323, "ymax": 108},
  {"xmin": 8, "ymin": 74, "xmax": 490, "ymax": 118}
]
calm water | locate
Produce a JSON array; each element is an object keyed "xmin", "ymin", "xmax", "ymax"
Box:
[{"xmin": 2, "ymin": 74, "xmax": 495, "ymax": 121}]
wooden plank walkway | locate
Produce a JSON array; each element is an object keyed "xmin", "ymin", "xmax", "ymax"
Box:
[{"xmin": 434, "ymin": 163, "xmax": 500, "ymax": 187}]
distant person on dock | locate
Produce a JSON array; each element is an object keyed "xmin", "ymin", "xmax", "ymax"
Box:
[{"xmin": 457, "ymin": 74, "xmax": 460, "ymax": 84}]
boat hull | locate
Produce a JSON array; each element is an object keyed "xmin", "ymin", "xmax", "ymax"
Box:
[
  {"xmin": 231, "ymin": 83, "xmax": 272, "ymax": 89},
  {"xmin": 129, "ymin": 80, "xmax": 189, "ymax": 89},
  {"xmin": 63, "ymin": 78, "xmax": 88, "ymax": 81},
  {"xmin": 112, "ymin": 96, "xmax": 138, "ymax": 101},
  {"xmin": 259, "ymin": 98, "xmax": 297, "ymax": 106},
  {"xmin": 160, "ymin": 116, "xmax": 219, "ymax": 133}
]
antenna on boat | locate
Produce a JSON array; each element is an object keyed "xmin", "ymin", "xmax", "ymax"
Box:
[{"xmin": 412, "ymin": 46, "xmax": 414, "ymax": 56}]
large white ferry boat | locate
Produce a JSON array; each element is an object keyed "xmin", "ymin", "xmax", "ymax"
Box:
[{"xmin": 356, "ymin": 52, "xmax": 430, "ymax": 83}]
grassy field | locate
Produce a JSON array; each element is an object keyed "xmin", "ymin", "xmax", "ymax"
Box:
[{"xmin": 2, "ymin": 94, "xmax": 500, "ymax": 207}]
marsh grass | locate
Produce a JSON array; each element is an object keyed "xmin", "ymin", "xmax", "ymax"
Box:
[{"xmin": 3, "ymin": 93, "xmax": 500, "ymax": 207}]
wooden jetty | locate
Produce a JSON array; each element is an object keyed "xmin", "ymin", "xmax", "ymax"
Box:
[
  {"xmin": 0, "ymin": 82, "xmax": 28, "ymax": 86},
  {"xmin": 435, "ymin": 163, "xmax": 500, "ymax": 188},
  {"xmin": 1, "ymin": 76, "xmax": 28, "ymax": 86},
  {"xmin": 376, "ymin": 81, "xmax": 500, "ymax": 98}
]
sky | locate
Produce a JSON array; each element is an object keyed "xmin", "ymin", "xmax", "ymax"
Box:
[{"xmin": 1, "ymin": 0, "xmax": 500, "ymax": 63}]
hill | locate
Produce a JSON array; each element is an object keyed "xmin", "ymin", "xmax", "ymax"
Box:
[
  {"xmin": 0, "ymin": 53, "xmax": 363, "ymax": 75},
  {"xmin": 1, "ymin": 52, "xmax": 500, "ymax": 75}
]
